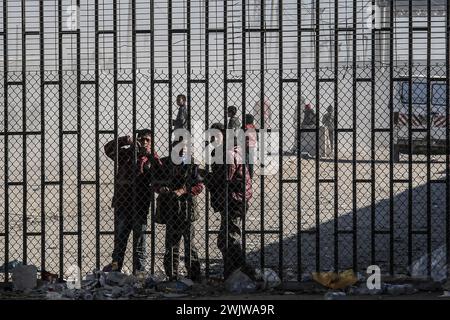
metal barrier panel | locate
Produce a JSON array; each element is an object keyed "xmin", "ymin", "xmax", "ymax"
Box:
[{"xmin": 0, "ymin": 0, "xmax": 449, "ymax": 282}]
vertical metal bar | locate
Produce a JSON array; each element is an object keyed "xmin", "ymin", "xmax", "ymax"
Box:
[
  {"xmin": 333, "ymin": 0, "xmax": 339, "ymax": 272},
  {"xmin": 3, "ymin": 0, "xmax": 9, "ymax": 281},
  {"xmin": 131, "ymin": 0, "xmax": 137, "ymax": 136},
  {"xmin": 260, "ymin": 0, "xmax": 266, "ymax": 270},
  {"xmin": 204, "ymin": 0, "xmax": 210, "ymax": 277},
  {"xmin": 186, "ymin": 0, "xmax": 192, "ymax": 277},
  {"xmin": 241, "ymin": 0, "xmax": 247, "ymax": 270},
  {"xmin": 314, "ymin": 0, "xmax": 320, "ymax": 272},
  {"xmin": 296, "ymin": 0, "xmax": 302, "ymax": 280},
  {"xmin": 94, "ymin": 0, "xmax": 100, "ymax": 271},
  {"xmin": 278, "ymin": 0, "xmax": 284, "ymax": 279},
  {"xmin": 112, "ymin": 0, "xmax": 119, "ymax": 273},
  {"xmin": 168, "ymin": 0, "xmax": 173, "ymax": 152},
  {"xmin": 57, "ymin": 0, "xmax": 64, "ymax": 280},
  {"xmin": 223, "ymin": 0, "xmax": 229, "ymax": 276},
  {"xmin": 426, "ymin": 0, "xmax": 432, "ymax": 277},
  {"xmin": 446, "ymin": 0, "xmax": 450, "ymax": 280},
  {"xmin": 76, "ymin": 0, "xmax": 82, "ymax": 270},
  {"xmin": 389, "ymin": 0, "xmax": 394, "ymax": 275},
  {"xmin": 39, "ymin": 0, "xmax": 46, "ymax": 274},
  {"xmin": 113, "ymin": 0, "xmax": 118, "ymax": 216},
  {"xmin": 131, "ymin": 0, "xmax": 137, "ymax": 274},
  {"xmin": 187, "ymin": 0, "xmax": 191, "ymax": 131},
  {"xmin": 166, "ymin": 0, "xmax": 173, "ymax": 276},
  {"xmin": 407, "ymin": 0, "xmax": 413, "ymax": 270},
  {"xmin": 149, "ymin": 0, "xmax": 156, "ymax": 274},
  {"xmin": 370, "ymin": 0, "xmax": 376, "ymax": 273},
  {"xmin": 351, "ymin": 0, "xmax": 357, "ymax": 271},
  {"xmin": 21, "ymin": 0, "xmax": 28, "ymax": 266}
]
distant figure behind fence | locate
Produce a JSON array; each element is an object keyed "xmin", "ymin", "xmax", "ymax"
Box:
[
  {"xmin": 322, "ymin": 104, "xmax": 335, "ymax": 157},
  {"xmin": 173, "ymin": 94, "xmax": 188, "ymax": 130}
]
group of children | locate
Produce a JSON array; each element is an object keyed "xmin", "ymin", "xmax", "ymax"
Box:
[{"xmin": 102, "ymin": 94, "xmax": 258, "ymax": 282}]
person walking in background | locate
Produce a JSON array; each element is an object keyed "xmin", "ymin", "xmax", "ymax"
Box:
[
  {"xmin": 322, "ymin": 104, "xmax": 335, "ymax": 157},
  {"xmin": 173, "ymin": 94, "xmax": 188, "ymax": 131},
  {"xmin": 227, "ymin": 106, "xmax": 241, "ymax": 131},
  {"xmin": 301, "ymin": 103, "xmax": 316, "ymax": 128}
]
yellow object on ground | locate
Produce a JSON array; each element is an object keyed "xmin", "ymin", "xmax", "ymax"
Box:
[{"xmin": 312, "ymin": 269, "xmax": 358, "ymax": 289}]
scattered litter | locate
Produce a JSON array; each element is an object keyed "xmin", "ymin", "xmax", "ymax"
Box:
[
  {"xmin": 255, "ymin": 268, "xmax": 281, "ymax": 290},
  {"xmin": 62, "ymin": 289, "xmax": 80, "ymax": 299},
  {"xmin": 105, "ymin": 272, "xmax": 137, "ymax": 287},
  {"xmin": 224, "ymin": 269, "xmax": 257, "ymax": 294},
  {"xmin": 356, "ymin": 272, "xmax": 366, "ymax": 282},
  {"xmin": 46, "ymin": 292, "xmax": 65, "ymax": 300},
  {"xmin": 81, "ymin": 291, "xmax": 94, "ymax": 300},
  {"xmin": 93, "ymin": 290, "xmax": 107, "ymax": 300},
  {"xmin": 156, "ymin": 281, "xmax": 190, "ymax": 293},
  {"xmin": 324, "ymin": 291, "xmax": 347, "ymax": 300},
  {"xmin": 151, "ymin": 269, "xmax": 168, "ymax": 282},
  {"xmin": 442, "ymin": 279, "xmax": 450, "ymax": 291},
  {"xmin": 41, "ymin": 271, "xmax": 58, "ymax": 283},
  {"xmin": 385, "ymin": 284, "xmax": 417, "ymax": 296},
  {"xmin": 301, "ymin": 273, "xmax": 313, "ymax": 282},
  {"xmin": 438, "ymin": 291, "xmax": 450, "ymax": 298},
  {"xmin": 411, "ymin": 245, "xmax": 447, "ymax": 282},
  {"xmin": 0, "ymin": 260, "xmax": 24, "ymax": 272},
  {"xmin": 412, "ymin": 280, "xmax": 442, "ymax": 292},
  {"xmin": 12, "ymin": 265, "xmax": 38, "ymax": 291},
  {"xmin": 347, "ymin": 283, "xmax": 384, "ymax": 295},
  {"xmin": 143, "ymin": 276, "xmax": 159, "ymax": 289},
  {"xmin": 180, "ymin": 279, "xmax": 194, "ymax": 287},
  {"xmin": 163, "ymin": 293, "xmax": 190, "ymax": 298},
  {"xmin": 312, "ymin": 269, "xmax": 358, "ymax": 290},
  {"xmin": 111, "ymin": 286, "xmax": 123, "ymax": 298}
]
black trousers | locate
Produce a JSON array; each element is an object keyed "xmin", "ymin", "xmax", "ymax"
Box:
[
  {"xmin": 217, "ymin": 200, "xmax": 255, "ymax": 279},
  {"xmin": 112, "ymin": 203, "xmax": 149, "ymax": 273},
  {"xmin": 163, "ymin": 220, "xmax": 201, "ymax": 281}
]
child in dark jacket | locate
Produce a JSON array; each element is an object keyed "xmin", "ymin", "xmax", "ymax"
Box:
[{"xmin": 155, "ymin": 140, "xmax": 204, "ymax": 281}]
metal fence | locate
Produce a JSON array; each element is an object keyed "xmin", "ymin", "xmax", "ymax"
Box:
[{"xmin": 1, "ymin": 0, "xmax": 450, "ymax": 283}]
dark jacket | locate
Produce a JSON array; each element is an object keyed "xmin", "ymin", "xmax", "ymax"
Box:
[
  {"xmin": 173, "ymin": 105, "xmax": 188, "ymax": 130},
  {"xmin": 227, "ymin": 116, "xmax": 241, "ymax": 131},
  {"xmin": 154, "ymin": 157, "xmax": 204, "ymax": 223},
  {"xmin": 302, "ymin": 109, "xmax": 316, "ymax": 127},
  {"xmin": 207, "ymin": 146, "xmax": 252, "ymax": 212},
  {"xmin": 104, "ymin": 136, "xmax": 162, "ymax": 209}
]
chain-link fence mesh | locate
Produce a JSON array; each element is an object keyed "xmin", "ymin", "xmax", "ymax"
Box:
[
  {"xmin": 1, "ymin": 0, "xmax": 450, "ymax": 284},
  {"xmin": 1, "ymin": 62, "xmax": 449, "ymax": 282}
]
